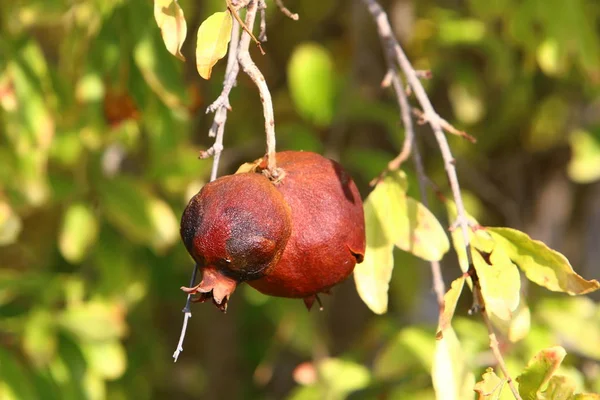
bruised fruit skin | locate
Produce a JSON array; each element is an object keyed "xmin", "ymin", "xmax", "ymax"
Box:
[
  {"xmin": 180, "ymin": 173, "xmax": 292, "ymax": 310},
  {"xmin": 248, "ymin": 151, "xmax": 366, "ymax": 309},
  {"xmin": 180, "ymin": 151, "xmax": 366, "ymax": 311}
]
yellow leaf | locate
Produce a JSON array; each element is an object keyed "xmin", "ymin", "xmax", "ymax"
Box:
[
  {"xmin": 354, "ymin": 197, "xmax": 394, "ymax": 314},
  {"xmin": 372, "ymin": 171, "xmax": 449, "ymax": 261},
  {"xmin": 154, "ymin": 0, "xmax": 188, "ymax": 61},
  {"xmin": 507, "ymin": 299, "xmax": 530, "ymax": 343},
  {"xmin": 436, "ymin": 275, "xmax": 466, "ymax": 338},
  {"xmin": 196, "ymin": 11, "xmax": 233, "ymax": 80},
  {"xmin": 488, "ymin": 227, "xmax": 600, "ymax": 295},
  {"xmin": 432, "ymin": 327, "xmax": 475, "ymax": 400},
  {"xmin": 474, "ymin": 368, "xmax": 506, "ymax": 400},
  {"xmin": 473, "ymin": 245, "xmax": 521, "ymax": 321}
]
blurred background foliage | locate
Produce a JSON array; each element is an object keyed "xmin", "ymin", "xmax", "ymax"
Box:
[{"xmin": 0, "ymin": 0, "xmax": 599, "ymax": 399}]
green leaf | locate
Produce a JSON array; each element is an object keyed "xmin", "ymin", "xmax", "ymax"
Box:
[
  {"xmin": 196, "ymin": 11, "xmax": 233, "ymax": 80},
  {"xmin": 98, "ymin": 177, "xmax": 178, "ymax": 250},
  {"xmin": 568, "ymin": 129, "xmax": 600, "ymax": 184},
  {"xmin": 432, "ymin": 327, "xmax": 475, "ymax": 400},
  {"xmin": 474, "ymin": 368, "xmax": 506, "ymax": 400},
  {"xmin": 374, "ymin": 326, "xmax": 436, "ymax": 379},
  {"xmin": 517, "ymin": 346, "xmax": 566, "ymax": 399},
  {"xmin": 98, "ymin": 178, "xmax": 155, "ymax": 244},
  {"xmin": 436, "ymin": 275, "xmax": 466, "ymax": 337},
  {"xmin": 134, "ymin": 30, "xmax": 189, "ymax": 109},
  {"xmin": 473, "ymin": 245, "xmax": 521, "ymax": 321},
  {"xmin": 0, "ymin": 347, "xmax": 37, "ymax": 400},
  {"xmin": 59, "ymin": 203, "xmax": 99, "ymax": 264},
  {"xmin": 487, "ymin": 227, "xmax": 600, "ymax": 295},
  {"xmin": 154, "ymin": 0, "xmax": 188, "ymax": 61},
  {"xmin": 288, "ymin": 43, "xmax": 336, "ymax": 127}
]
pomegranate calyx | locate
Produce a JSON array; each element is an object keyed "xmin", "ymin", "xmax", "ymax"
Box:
[{"xmin": 181, "ymin": 267, "xmax": 237, "ymax": 312}]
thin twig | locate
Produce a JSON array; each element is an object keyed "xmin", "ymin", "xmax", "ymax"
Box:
[
  {"xmin": 173, "ymin": 264, "xmax": 199, "ymax": 362},
  {"xmin": 387, "ymin": 67, "xmax": 446, "ymax": 306},
  {"xmin": 237, "ymin": 0, "xmax": 280, "ymax": 178},
  {"xmin": 227, "ymin": 0, "xmax": 265, "ymax": 55},
  {"xmin": 173, "ymin": 19, "xmax": 243, "ymax": 363},
  {"xmin": 362, "ymin": 1, "xmax": 520, "ymax": 398},
  {"xmin": 412, "ymin": 108, "xmax": 476, "ymax": 143},
  {"xmin": 275, "ymin": 0, "xmax": 299, "ymax": 20},
  {"xmin": 258, "ymin": 0, "xmax": 267, "ymax": 42},
  {"xmin": 482, "ymin": 310, "xmax": 520, "ymax": 399}
]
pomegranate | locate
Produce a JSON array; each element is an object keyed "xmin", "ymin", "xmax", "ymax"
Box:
[{"xmin": 180, "ymin": 151, "xmax": 366, "ymax": 311}]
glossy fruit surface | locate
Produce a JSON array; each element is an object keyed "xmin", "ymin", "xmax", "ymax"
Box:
[
  {"xmin": 248, "ymin": 151, "xmax": 366, "ymax": 309},
  {"xmin": 180, "ymin": 151, "xmax": 365, "ymax": 311}
]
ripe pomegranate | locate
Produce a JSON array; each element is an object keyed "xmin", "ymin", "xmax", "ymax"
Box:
[{"xmin": 180, "ymin": 151, "xmax": 365, "ymax": 311}]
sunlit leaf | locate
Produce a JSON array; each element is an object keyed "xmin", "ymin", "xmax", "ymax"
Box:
[
  {"xmin": 353, "ymin": 207, "xmax": 394, "ymax": 314},
  {"xmin": 23, "ymin": 309, "xmax": 57, "ymax": 368},
  {"xmin": 318, "ymin": 358, "xmax": 371, "ymax": 398},
  {"xmin": 508, "ymin": 299, "xmax": 531, "ymax": 343},
  {"xmin": 356, "ymin": 171, "xmax": 449, "ymax": 314},
  {"xmin": 81, "ymin": 340, "xmax": 127, "ymax": 380},
  {"xmin": 371, "ymin": 171, "xmax": 448, "ymax": 261},
  {"xmin": 568, "ymin": 129, "xmax": 600, "ymax": 184},
  {"xmin": 473, "ymin": 245, "xmax": 521, "ymax": 321},
  {"xmin": 543, "ymin": 375, "xmax": 576, "ymax": 399},
  {"xmin": 354, "ymin": 173, "xmax": 400, "ymax": 314},
  {"xmin": 517, "ymin": 346, "xmax": 566, "ymax": 399},
  {"xmin": 432, "ymin": 327, "xmax": 474, "ymax": 400},
  {"xmin": 537, "ymin": 38, "xmax": 565, "ymax": 76},
  {"xmin": 537, "ymin": 297, "xmax": 600, "ymax": 360},
  {"xmin": 0, "ymin": 200, "xmax": 22, "ymax": 245},
  {"xmin": 154, "ymin": 0, "xmax": 187, "ymax": 61},
  {"xmin": 59, "ymin": 301, "xmax": 127, "ymax": 342},
  {"xmin": 196, "ymin": 11, "xmax": 233, "ymax": 80},
  {"xmin": 288, "ymin": 43, "xmax": 336, "ymax": 127},
  {"xmin": 147, "ymin": 197, "xmax": 179, "ymax": 251},
  {"xmin": 396, "ymin": 197, "xmax": 450, "ymax": 261},
  {"xmin": 474, "ymin": 368, "xmax": 505, "ymax": 400},
  {"xmin": 487, "ymin": 227, "xmax": 600, "ymax": 295},
  {"xmin": 436, "ymin": 275, "xmax": 466, "ymax": 338},
  {"xmin": 59, "ymin": 203, "xmax": 99, "ymax": 264}
]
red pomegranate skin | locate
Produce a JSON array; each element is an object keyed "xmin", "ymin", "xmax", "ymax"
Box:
[
  {"xmin": 180, "ymin": 173, "xmax": 292, "ymax": 309},
  {"xmin": 248, "ymin": 151, "xmax": 366, "ymax": 307}
]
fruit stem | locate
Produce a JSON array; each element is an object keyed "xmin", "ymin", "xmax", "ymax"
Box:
[{"xmin": 237, "ymin": 0, "xmax": 279, "ymax": 178}]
